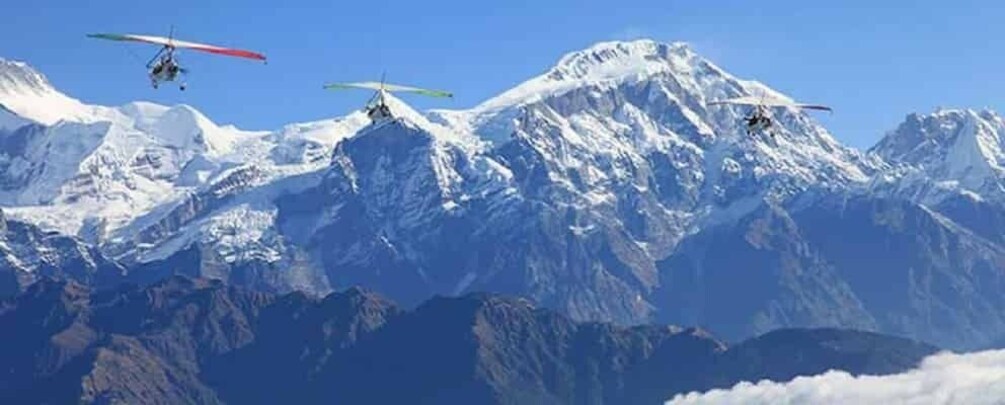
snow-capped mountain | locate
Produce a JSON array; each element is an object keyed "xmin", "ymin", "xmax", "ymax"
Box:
[
  {"xmin": 1, "ymin": 40, "xmax": 1005, "ymax": 349},
  {"xmin": 438, "ymin": 41, "xmax": 878, "ymax": 195},
  {"xmin": 0, "ymin": 59, "xmax": 99, "ymax": 126},
  {"xmin": 0, "ymin": 58, "xmax": 370, "ymax": 242},
  {"xmin": 870, "ymin": 109, "xmax": 1005, "ymax": 204},
  {"xmin": 439, "ymin": 40, "xmax": 881, "ymax": 253}
]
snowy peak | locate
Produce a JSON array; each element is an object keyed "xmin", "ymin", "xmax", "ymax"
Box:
[
  {"xmin": 470, "ymin": 40, "xmax": 723, "ymax": 114},
  {"xmin": 0, "ymin": 58, "xmax": 92, "ymax": 125},
  {"xmin": 381, "ymin": 92, "xmax": 439, "ymax": 129},
  {"xmin": 453, "ymin": 39, "xmax": 822, "ymax": 152},
  {"xmin": 116, "ymin": 101, "xmax": 240, "ymax": 156},
  {"xmin": 450, "ymin": 40, "xmax": 874, "ymax": 195},
  {"xmin": 873, "ymin": 109, "xmax": 1005, "ymax": 164},
  {"xmin": 872, "ymin": 109, "xmax": 1005, "ymax": 195},
  {"xmin": 546, "ymin": 40, "xmax": 697, "ymax": 82},
  {"xmin": 372, "ymin": 92, "xmax": 480, "ymax": 149},
  {"xmin": 0, "ymin": 58, "xmax": 55, "ymax": 96}
]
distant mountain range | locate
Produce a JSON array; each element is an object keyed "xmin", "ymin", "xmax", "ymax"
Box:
[
  {"xmin": 1, "ymin": 40, "xmax": 1004, "ymax": 350},
  {"xmin": 0, "ymin": 277, "xmax": 937, "ymax": 404}
]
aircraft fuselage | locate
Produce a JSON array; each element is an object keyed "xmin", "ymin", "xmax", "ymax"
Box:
[{"xmin": 148, "ymin": 55, "xmax": 184, "ymax": 90}]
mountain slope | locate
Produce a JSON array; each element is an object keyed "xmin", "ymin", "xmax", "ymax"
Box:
[
  {"xmin": 871, "ymin": 109, "xmax": 1005, "ymax": 204},
  {"xmin": 1, "ymin": 41, "xmax": 1004, "ymax": 350},
  {"xmin": 0, "ymin": 58, "xmax": 370, "ymax": 240},
  {"xmin": 0, "ymin": 208, "xmax": 125, "ymax": 297},
  {"xmin": 660, "ymin": 194, "xmax": 1005, "ymax": 350},
  {"xmin": 0, "ymin": 59, "xmax": 96, "ymax": 125},
  {"xmin": 0, "ymin": 278, "xmax": 938, "ymax": 405},
  {"xmin": 270, "ymin": 39, "xmax": 883, "ymax": 323}
]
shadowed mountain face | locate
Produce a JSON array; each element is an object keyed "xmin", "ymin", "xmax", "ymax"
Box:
[
  {"xmin": 0, "ymin": 278, "xmax": 937, "ymax": 405},
  {"xmin": 660, "ymin": 195, "xmax": 1005, "ymax": 350},
  {"xmin": 0, "ymin": 209, "xmax": 126, "ymax": 297}
]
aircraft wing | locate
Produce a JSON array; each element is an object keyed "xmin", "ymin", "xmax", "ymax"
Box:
[
  {"xmin": 324, "ymin": 82, "xmax": 453, "ymax": 98},
  {"xmin": 708, "ymin": 96, "xmax": 832, "ymax": 112},
  {"xmin": 706, "ymin": 96, "xmax": 765, "ymax": 107},
  {"xmin": 87, "ymin": 33, "xmax": 267, "ymax": 61}
]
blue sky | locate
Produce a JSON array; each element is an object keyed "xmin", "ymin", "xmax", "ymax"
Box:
[{"xmin": 2, "ymin": 0, "xmax": 1002, "ymax": 148}]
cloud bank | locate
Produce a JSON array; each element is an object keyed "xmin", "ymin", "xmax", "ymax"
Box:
[{"xmin": 668, "ymin": 349, "xmax": 1005, "ymax": 405}]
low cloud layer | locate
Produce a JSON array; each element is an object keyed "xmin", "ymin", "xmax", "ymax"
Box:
[{"xmin": 668, "ymin": 349, "xmax": 1005, "ymax": 405}]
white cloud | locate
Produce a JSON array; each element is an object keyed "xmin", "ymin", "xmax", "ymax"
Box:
[{"xmin": 667, "ymin": 349, "xmax": 1005, "ymax": 405}]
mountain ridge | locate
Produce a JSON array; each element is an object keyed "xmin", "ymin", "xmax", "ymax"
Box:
[
  {"xmin": 0, "ymin": 276, "xmax": 939, "ymax": 404},
  {"xmin": 1, "ymin": 40, "xmax": 1004, "ymax": 350}
]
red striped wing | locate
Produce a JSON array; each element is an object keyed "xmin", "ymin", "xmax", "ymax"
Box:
[{"xmin": 88, "ymin": 33, "xmax": 266, "ymax": 61}]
